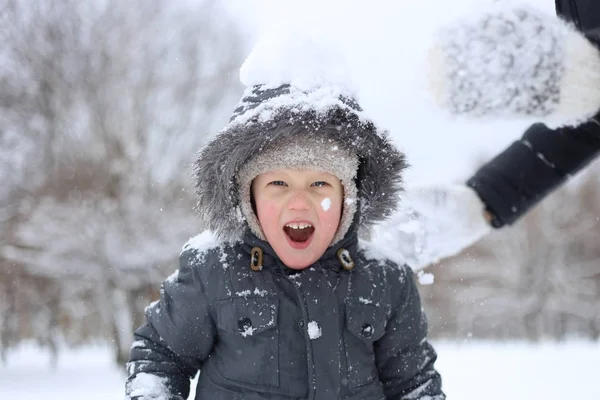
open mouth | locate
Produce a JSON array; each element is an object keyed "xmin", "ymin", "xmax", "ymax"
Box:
[{"xmin": 283, "ymin": 222, "xmax": 315, "ymax": 249}]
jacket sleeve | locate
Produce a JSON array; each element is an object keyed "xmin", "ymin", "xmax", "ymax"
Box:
[
  {"xmin": 466, "ymin": 26, "xmax": 600, "ymax": 228},
  {"xmin": 556, "ymin": 0, "xmax": 600, "ymax": 32},
  {"xmin": 467, "ymin": 120, "xmax": 600, "ymax": 228},
  {"xmin": 125, "ymin": 249, "xmax": 216, "ymax": 400},
  {"xmin": 375, "ymin": 266, "xmax": 445, "ymax": 400}
]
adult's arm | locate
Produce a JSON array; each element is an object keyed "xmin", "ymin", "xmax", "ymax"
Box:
[{"xmin": 467, "ymin": 117, "xmax": 600, "ymax": 228}]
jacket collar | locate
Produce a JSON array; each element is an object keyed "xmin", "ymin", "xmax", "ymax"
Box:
[{"xmin": 240, "ymin": 224, "xmax": 359, "ymax": 274}]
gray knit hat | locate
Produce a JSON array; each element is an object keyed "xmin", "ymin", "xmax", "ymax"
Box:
[
  {"xmin": 237, "ymin": 133, "xmax": 359, "ymax": 246},
  {"xmin": 193, "ymin": 83, "xmax": 407, "ymax": 244}
]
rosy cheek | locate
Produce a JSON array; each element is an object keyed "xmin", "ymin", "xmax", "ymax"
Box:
[
  {"xmin": 256, "ymin": 201, "xmax": 281, "ymax": 234},
  {"xmin": 318, "ymin": 199, "xmax": 342, "ymax": 230}
]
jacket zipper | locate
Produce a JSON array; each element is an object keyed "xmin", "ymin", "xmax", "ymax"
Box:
[{"xmin": 287, "ymin": 273, "xmax": 316, "ymax": 400}]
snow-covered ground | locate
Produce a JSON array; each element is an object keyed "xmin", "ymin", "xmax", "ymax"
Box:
[{"xmin": 3, "ymin": 341, "xmax": 599, "ymax": 399}]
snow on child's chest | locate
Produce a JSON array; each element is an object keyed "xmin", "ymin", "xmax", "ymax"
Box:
[{"xmin": 307, "ymin": 321, "xmax": 322, "ymax": 339}]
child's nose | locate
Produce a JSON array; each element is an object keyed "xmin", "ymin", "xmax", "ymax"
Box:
[{"xmin": 288, "ymin": 192, "xmax": 311, "ymax": 211}]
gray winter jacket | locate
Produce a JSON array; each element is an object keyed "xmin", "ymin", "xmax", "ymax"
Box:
[
  {"xmin": 126, "ymin": 83, "xmax": 444, "ymax": 399},
  {"xmin": 126, "ymin": 228, "xmax": 443, "ymax": 400}
]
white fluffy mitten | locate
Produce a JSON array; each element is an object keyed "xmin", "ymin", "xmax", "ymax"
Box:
[
  {"xmin": 370, "ymin": 184, "xmax": 491, "ymax": 270},
  {"xmin": 427, "ymin": 6, "xmax": 600, "ymax": 127}
]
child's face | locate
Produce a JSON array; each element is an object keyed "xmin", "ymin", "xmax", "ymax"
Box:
[{"xmin": 252, "ymin": 168, "xmax": 344, "ymax": 269}]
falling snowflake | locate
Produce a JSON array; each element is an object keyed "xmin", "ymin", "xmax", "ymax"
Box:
[{"xmin": 417, "ymin": 270, "xmax": 434, "ymax": 285}]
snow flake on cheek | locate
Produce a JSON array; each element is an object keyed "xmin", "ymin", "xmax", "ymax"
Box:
[{"xmin": 321, "ymin": 197, "xmax": 331, "ymax": 211}]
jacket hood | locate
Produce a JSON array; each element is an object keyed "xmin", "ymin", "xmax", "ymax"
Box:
[{"xmin": 193, "ymin": 84, "xmax": 407, "ymax": 242}]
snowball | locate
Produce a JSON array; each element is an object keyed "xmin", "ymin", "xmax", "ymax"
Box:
[
  {"xmin": 239, "ymin": 7, "xmax": 355, "ymax": 94},
  {"xmin": 307, "ymin": 321, "xmax": 322, "ymax": 339},
  {"xmin": 228, "ymin": 0, "xmax": 391, "ymax": 131},
  {"xmin": 417, "ymin": 270, "xmax": 435, "ymax": 285}
]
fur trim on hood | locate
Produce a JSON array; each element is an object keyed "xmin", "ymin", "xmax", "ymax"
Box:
[{"xmin": 193, "ymin": 84, "xmax": 407, "ymax": 242}]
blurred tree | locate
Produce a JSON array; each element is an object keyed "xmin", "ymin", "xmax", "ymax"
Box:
[
  {"xmin": 422, "ymin": 163, "xmax": 600, "ymax": 341},
  {"xmin": 0, "ymin": 0, "xmax": 243, "ymax": 366}
]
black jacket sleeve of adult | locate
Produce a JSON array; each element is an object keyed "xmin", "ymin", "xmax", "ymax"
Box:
[
  {"xmin": 467, "ymin": 25, "xmax": 600, "ymax": 228},
  {"xmin": 555, "ymin": 0, "xmax": 600, "ymax": 32},
  {"xmin": 466, "ymin": 119, "xmax": 600, "ymax": 228}
]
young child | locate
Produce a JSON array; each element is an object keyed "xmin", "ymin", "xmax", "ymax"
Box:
[{"xmin": 125, "ymin": 83, "xmax": 445, "ymax": 400}]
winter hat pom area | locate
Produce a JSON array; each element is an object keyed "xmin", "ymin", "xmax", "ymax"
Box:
[{"xmin": 237, "ymin": 133, "xmax": 359, "ymax": 247}]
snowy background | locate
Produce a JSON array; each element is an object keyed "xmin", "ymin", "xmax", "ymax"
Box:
[
  {"xmin": 230, "ymin": 0, "xmax": 557, "ymax": 184},
  {"xmin": 4, "ymin": 340, "xmax": 600, "ymax": 399},
  {"xmin": 2, "ymin": 0, "xmax": 600, "ymax": 398}
]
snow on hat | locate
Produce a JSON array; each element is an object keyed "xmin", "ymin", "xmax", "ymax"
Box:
[
  {"xmin": 237, "ymin": 127, "xmax": 359, "ymax": 246},
  {"xmin": 427, "ymin": 5, "xmax": 600, "ymax": 127},
  {"xmin": 193, "ymin": 27, "xmax": 406, "ymax": 244}
]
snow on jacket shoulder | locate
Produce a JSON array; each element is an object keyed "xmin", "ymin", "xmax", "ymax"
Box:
[{"xmin": 125, "ymin": 232, "xmax": 444, "ymax": 400}]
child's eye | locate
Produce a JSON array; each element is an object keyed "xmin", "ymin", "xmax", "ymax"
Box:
[
  {"xmin": 311, "ymin": 181, "xmax": 329, "ymax": 187},
  {"xmin": 270, "ymin": 180, "xmax": 287, "ymax": 187}
]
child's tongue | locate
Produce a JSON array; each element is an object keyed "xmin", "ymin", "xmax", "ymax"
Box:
[{"xmin": 284, "ymin": 226, "xmax": 314, "ymax": 242}]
